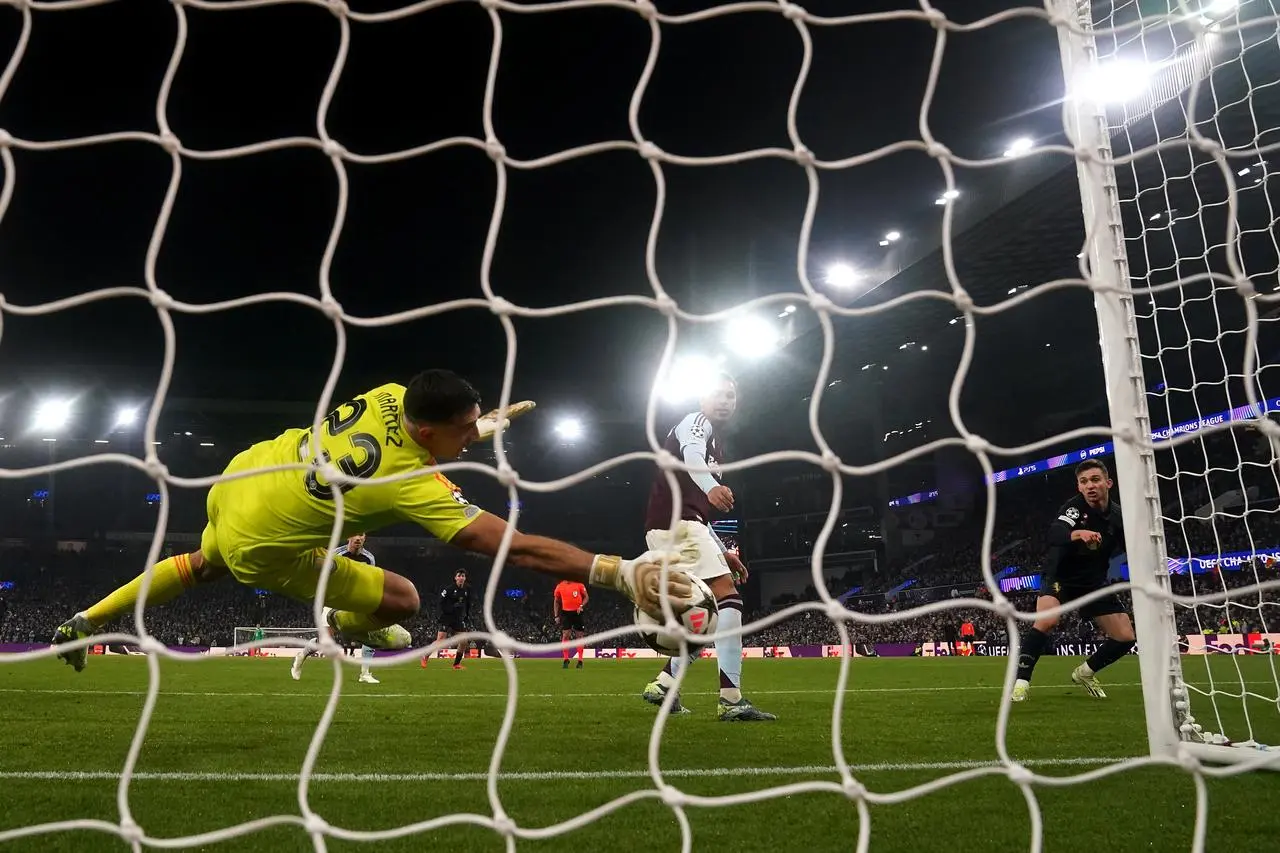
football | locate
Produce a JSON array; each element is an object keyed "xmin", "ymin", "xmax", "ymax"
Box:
[{"xmin": 633, "ymin": 574, "xmax": 719, "ymax": 656}]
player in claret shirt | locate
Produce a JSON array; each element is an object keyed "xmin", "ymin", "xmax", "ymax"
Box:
[
  {"xmin": 639, "ymin": 373, "xmax": 775, "ymax": 722},
  {"xmin": 1011, "ymin": 460, "xmax": 1135, "ymax": 702},
  {"xmin": 554, "ymin": 578, "xmax": 590, "ymax": 669}
]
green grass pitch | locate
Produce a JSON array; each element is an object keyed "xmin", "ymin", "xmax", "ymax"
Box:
[{"xmin": 1, "ymin": 654, "xmax": 1278, "ymax": 852}]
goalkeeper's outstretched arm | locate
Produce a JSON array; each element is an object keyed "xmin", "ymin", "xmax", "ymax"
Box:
[{"xmin": 449, "ymin": 513, "xmax": 695, "ymax": 619}]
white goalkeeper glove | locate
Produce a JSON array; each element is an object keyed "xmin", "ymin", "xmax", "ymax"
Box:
[
  {"xmin": 476, "ymin": 400, "xmax": 536, "ymax": 441},
  {"xmin": 588, "ymin": 552, "xmax": 698, "ymax": 621}
]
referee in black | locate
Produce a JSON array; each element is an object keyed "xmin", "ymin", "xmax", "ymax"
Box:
[
  {"xmin": 1012, "ymin": 459, "xmax": 1135, "ymax": 701},
  {"xmin": 430, "ymin": 569, "xmax": 472, "ymax": 670}
]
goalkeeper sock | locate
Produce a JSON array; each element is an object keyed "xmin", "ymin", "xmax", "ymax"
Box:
[
  {"xmin": 331, "ymin": 610, "xmax": 386, "ymax": 637},
  {"xmin": 360, "ymin": 645, "xmax": 373, "ymax": 675},
  {"xmin": 1084, "ymin": 638, "xmax": 1134, "ymax": 674},
  {"xmin": 84, "ymin": 554, "xmax": 197, "ymax": 629},
  {"xmin": 715, "ymin": 595, "xmax": 744, "ymax": 703},
  {"xmin": 1015, "ymin": 627, "xmax": 1052, "ymax": 683}
]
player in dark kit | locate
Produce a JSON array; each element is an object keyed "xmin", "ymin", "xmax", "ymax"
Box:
[
  {"xmin": 1011, "ymin": 459, "xmax": 1135, "ymax": 702},
  {"xmin": 639, "ymin": 373, "xmax": 775, "ymax": 721},
  {"xmin": 422, "ymin": 570, "xmax": 472, "ymax": 670}
]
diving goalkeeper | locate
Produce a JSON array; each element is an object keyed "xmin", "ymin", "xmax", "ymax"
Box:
[{"xmin": 52, "ymin": 370, "xmax": 700, "ymax": 670}]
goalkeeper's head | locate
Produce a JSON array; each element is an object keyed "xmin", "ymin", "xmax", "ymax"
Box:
[{"xmin": 404, "ymin": 369, "xmax": 484, "ymax": 461}]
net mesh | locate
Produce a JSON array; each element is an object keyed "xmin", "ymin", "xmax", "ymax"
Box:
[
  {"xmin": 1097, "ymin": 0, "xmax": 1280, "ymax": 748},
  {"xmin": 0, "ymin": 0, "xmax": 1279, "ymax": 851}
]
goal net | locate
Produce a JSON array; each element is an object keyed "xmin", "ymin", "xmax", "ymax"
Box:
[
  {"xmin": 1071, "ymin": 0, "xmax": 1280, "ymax": 759},
  {"xmin": 232, "ymin": 626, "xmax": 320, "ymax": 649},
  {"xmin": 1, "ymin": 0, "xmax": 1280, "ymax": 851}
]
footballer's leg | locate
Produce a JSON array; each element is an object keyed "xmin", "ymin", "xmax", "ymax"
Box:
[
  {"xmin": 643, "ymin": 522, "xmax": 775, "ymax": 721},
  {"xmin": 53, "ymin": 535, "xmax": 229, "ymax": 672},
  {"xmin": 358, "ymin": 645, "xmax": 379, "ymax": 684},
  {"xmin": 704, "ymin": 572, "xmax": 774, "ymax": 722},
  {"xmin": 1012, "ymin": 593, "xmax": 1062, "ymax": 702},
  {"xmin": 250, "ymin": 550, "xmax": 419, "ymax": 652},
  {"xmin": 1070, "ymin": 602, "xmax": 1135, "ymax": 699}
]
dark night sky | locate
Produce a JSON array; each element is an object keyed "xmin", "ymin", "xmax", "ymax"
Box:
[
  {"xmin": 4, "ymin": 0, "xmax": 1271, "ymax": 505},
  {"xmin": 0, "ymin": 0, "xmax": 1068, "ymax": 407}
]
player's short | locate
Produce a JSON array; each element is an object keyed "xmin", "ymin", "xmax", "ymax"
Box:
[
  {"xmin": 198, "ymin": 444, "xmax": 386, "ymax": 614},
  {"xmin": 1043, "ymin": 578, "xmax": 1126, "ymax": 621},
  {"xmin": 439, "ymin": 617, "xmax": 466, "ymax": 635},
  {"xmin": 561, "ymin": 610, "xmax": 585, "ymax": 632},
  {"xmin": 644, "ymin": 519, "xmax": 730, "ymax": 583}
]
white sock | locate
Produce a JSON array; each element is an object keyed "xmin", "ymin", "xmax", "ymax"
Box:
[
  {"xmin": 716, "ymin": 599, "xmax": 744, "ymax": 704},
  {"xmin": 1077, "ymin": 663, "xmax": 1094, "ymax": 677},
  {"xmin": 300, "ymin": 638, "xmax": 320, "ymax": 659},
  {"xmin": 361, "ymin": 645, "xmax": 373, "ymax": 675},
  {"xmin": 656, "ymin": 652, "xmax": 694, "ymax": 691}
]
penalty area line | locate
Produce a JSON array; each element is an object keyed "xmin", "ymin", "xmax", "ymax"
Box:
[{"xmin": 0, "ymin": 756, "xmax": 1132, "ymax": 783}]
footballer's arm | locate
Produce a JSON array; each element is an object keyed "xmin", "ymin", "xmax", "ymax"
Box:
[{"xmin": 448, "ymin": 512, "xmax": 696, "ymax": 616}]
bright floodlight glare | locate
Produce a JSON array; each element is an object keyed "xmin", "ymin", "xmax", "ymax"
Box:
[
  {"xmin": 659, "ymin": 355, "xmax": 721, "ymax": 404},
  {"xmin": 554, "ymin": 418, "xmax": 584, "ymax": 440},
  {"xmin": 825, "ymin": 262, "xmax": 859, "ymax": 288},
  {"xmin": 884, "ymin": 230, "xmax": 901, "ymax": 242},
  {"xmin": 1076, "ymin": 60, "xmax": 1153, "ymax": 105},
  {"xmin": 1205, "ymin": 0, "xmax": 1237, "ymax": 14},
  {"xmin": 32, "ymin": 399, "xmax": 72, "ymax": 432},
  {"xmin": 724, "ymin": 315, "xmax": 780, "ymax": 359},
  {"xmin": 781, "ymin": 304, "xmax": 797, "ymax": 315},
  {"xmin": 1003, "ymin": 137, "xmax": 1033, "ymax": 157},
  {"xmin": 936, "ymin": 189, "xmax": 960, "ymax": 203},
  {"xmin": 114, "ymin": 406, "xmax": 139, "ymax": 428}
]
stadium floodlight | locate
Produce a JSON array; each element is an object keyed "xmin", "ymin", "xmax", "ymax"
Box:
[
  {"xmin": 554, "ymin": 418, "xmax": 584, "ymax": 441},
  {"xmin": 1003, "ymin": 137, "xmax": 1034, "ymax": 157},
  {"xmin": 658, "ymin": 354, "xmax": 721, "ymax": 404},
  {"xmin": 824, "ymin": 262, "xmax": 859, "ymax": 288},
  {"xmin": 31, "ymin": 399, "xmax": 72, "ymax": 433},
  {"xmin": 1075, "ymin": 59, "xmax": 1153, "ymax": 104},
  {"xmin": 724, "ymin": 315, "xmax": 781, "ymax": 359},
  {"xmin": 1203, "ymin": 0, "xmax": 1236, "ymax": 14},
  {"xmin": 777, "ymin": 304, "xmax": 797, "ymax": 318},
  {"xmin": 884, "ymin": 230, "xmax": 901, "ymax": 242},
  {"xmin": 935, "ymin": 189, "xmax": 960, "ymax": 205},
  {"xmin": 114, "ymin": 406, "xmax": 139, "ymax": 428}
]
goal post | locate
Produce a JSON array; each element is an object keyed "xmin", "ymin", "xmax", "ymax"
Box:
[
  {"xmin": 1053, "ymin": 0, "xmax": 1280, "ymax": 767},
  {"xmin": 232, "ymin": 627, "xmax": 320, "ymax": 647}
]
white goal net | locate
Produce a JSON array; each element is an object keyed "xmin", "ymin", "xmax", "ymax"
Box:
[
  {"xmin": 0, "ymin": 0, "xmax": 1279, "ymax": 851},
  {"xmin": 232, "ymin": 626, "xmax": 321, "ymax": 649},
  {"xmin": 1079, "ymin": 0, "xmax": 1280, "ymax": 756}
]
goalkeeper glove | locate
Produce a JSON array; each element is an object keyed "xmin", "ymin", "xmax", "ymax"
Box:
[
  {"xmin": 476, "ymin": 400, "xmax": 536, "ymax": 441},
  {"xmin": 589, "ymin": 552, "xmax": 698, "ymax": 621}
]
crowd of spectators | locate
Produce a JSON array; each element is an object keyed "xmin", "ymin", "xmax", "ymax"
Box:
[{"xmin": 3, "ymin": 433, "xmax": 1279, "ymax": 650}]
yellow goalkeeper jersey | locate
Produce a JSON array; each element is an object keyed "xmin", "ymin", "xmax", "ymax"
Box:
[{"xmin": 211, "ymin": 383, "xmax": 483, "ymax": 550}]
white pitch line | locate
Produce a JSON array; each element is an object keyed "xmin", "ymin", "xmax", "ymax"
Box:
[
  {"xmin": 0, "ymin": 681, "xmax": 1261, "ymax": 700},
  {"xmin": 0, "ymin": 757, "xmax": 1131, "ymax": 784}
]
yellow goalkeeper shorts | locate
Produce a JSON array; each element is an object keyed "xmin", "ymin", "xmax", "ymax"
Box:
[{"xmin": 197, "ymin": 445, "xmax": 386, "ymax": 614}]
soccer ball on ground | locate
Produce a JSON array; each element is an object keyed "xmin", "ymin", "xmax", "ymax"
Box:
[{"xmin": 633, "ymin": 574, "xmax": 719, "ymax": 656}]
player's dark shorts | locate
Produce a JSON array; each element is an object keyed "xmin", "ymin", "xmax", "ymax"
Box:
[
  {"xmin": 439, "ymin": 616, "xmax": 466, "ymax": 635},
  {"xmin": 561, "ymin": 611, "xmax": 585, "ymax": 632},
  {"xmin": 1044, "ymin": 578, "xmax": 1125, "ymax": 620}
]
